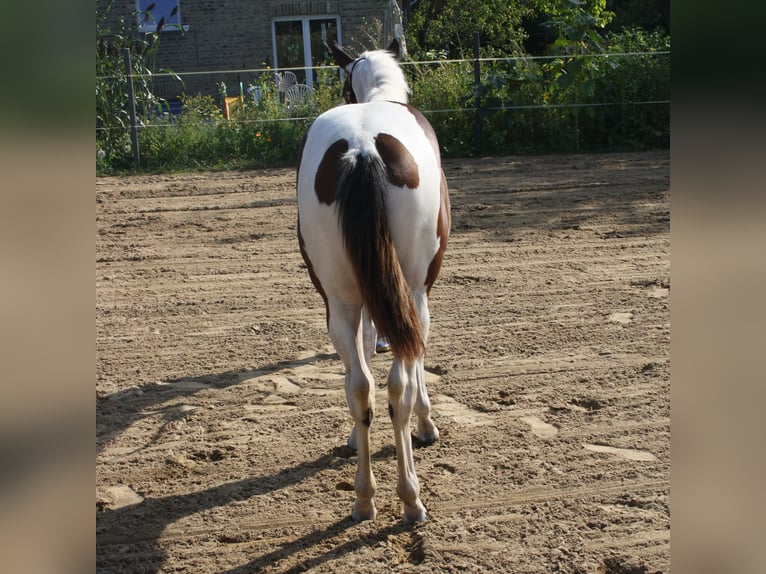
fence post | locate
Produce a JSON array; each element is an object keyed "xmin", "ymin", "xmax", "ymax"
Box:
[
  {"xmin": 123, "ymin": 48, "xmax": 141, "ymax": 169},
  {"xmin": 473, "ymin": 31, "xmax": 482, "ymax": 153}
]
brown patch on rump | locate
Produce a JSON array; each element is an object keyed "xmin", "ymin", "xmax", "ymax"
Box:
[
  {"xmin": 315, "ymin": 139, "xmax": 349, "ymax": 205},
  {"xmin": 425, "ymin": 169, "xmax": 451, "ymax": 294},
  {"xmin": 375, "ymin": 133, "xmax": 420, "ymax": 189}
]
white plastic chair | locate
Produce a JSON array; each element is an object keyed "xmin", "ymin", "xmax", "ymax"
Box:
[
  {"xmin": 284, "ymin": 84, "xmax": 314, "ymax": 106},
  {"xmin": 247, "ymin": 85, "xmax": 262, "ymax": 104},
  {"xmin": 279, "ymin": 71, "xmax": 298, "ymax": 92}
]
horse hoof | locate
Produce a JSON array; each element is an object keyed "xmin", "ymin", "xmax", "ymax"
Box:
[
  {"xmin": 352, "ymin": 500, "xmax": 377, "ymax": 521},
  {"xmin": 402, "ymin": 501, "xmax": 427, "ymax": 525},
  {"xmin": 414, "ymin": 424, "xmax": 439, "ymax": 446}
]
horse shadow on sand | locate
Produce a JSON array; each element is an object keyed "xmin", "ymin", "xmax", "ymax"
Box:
[
  {"xmin": 96, "ymin": 351, "xmax": 338, "ymax": 456},
  {"xmin": 96, "ymin": 445, "xmax": 423, "ymax": 573},
  {"xmin": 97, "ymin": 351, "xmax": 427, "ymax": 572}
]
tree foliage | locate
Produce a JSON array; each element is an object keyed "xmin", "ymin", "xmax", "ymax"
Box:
[
  {"xmin": 406, "ymin": 0, "xmax": 530, "ymax": 59},
  {"xmin": 408, "ymin": 0, "xmax": 619, "ymax": 58},
  {"xmin": 606, "ymin": 0, "xmax": 669, "ymax": 33}
]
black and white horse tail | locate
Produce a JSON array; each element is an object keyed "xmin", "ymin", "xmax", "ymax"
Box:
[{"xmin": 335, "ymin": 151, "xmax": 424, "ymax": 364}]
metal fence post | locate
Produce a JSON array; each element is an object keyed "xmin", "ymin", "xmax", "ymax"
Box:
[
  {"xmin": 123, "ymin": 48, "xmax": 141, "ymax": 169},
  {"xmin": 473, "ymin": 31, "xmax": 482, "ymax": 154}
]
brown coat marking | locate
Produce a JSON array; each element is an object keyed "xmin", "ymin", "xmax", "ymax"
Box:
[
  {"xmin": 425, "ymin": 169, "xmax": 451, "ymax": 294},
  {"xmin": 396, "ymin": 103, "xmax": 441, "ymax": 168},
  {"xmin": 375, "ymin": 133, "xmax": 420, "ymax": 189},
  {"xmin": 296, "ymin": 131, "xmax": 308, "ymax": 182},
  {"xmin": 297, "ymin": 215, "xmax": 329, "ymax": 326},
  {"xmin": 314, "ymin": 139, "xmax": 349, "ymax": 205}
]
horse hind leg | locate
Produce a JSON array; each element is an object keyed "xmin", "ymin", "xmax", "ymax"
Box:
[
  {"xmin": 348, "ymin": 306, "xmax": 376, "ymax": 453},
  {"xmin": 327, "ymin": 298, "xmax": 378, "ymax": 521}
]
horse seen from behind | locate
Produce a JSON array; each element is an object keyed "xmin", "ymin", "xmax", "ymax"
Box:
[{"xmin": 296, "ymin": 40, "xmax": 450, "ymax": 524}]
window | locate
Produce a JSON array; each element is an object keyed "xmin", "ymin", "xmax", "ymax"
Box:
[
  {"xmin": 272, "ymin": 17, "xmax": 341, "ymax": 86},
  {"xmin": 136, "ymin": 0, "xmax": 186, "ymax": 33}
]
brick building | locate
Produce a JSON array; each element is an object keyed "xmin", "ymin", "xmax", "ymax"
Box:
[{"xmin": 99, "ymin": 0, "xmax": 393, "ymax": 100}]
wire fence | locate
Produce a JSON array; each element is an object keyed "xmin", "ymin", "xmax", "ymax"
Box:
[
  {"xmin": 97, "ymin": 47, "xmax": 670, "ymax": 169},
  {"xmin": 95, "ymin": 100, "xmax": 670, "ymax": 132},
  {"xmin": 97, "ymin": 52, "xmax": 670, "ymax": 126},
  {"xmin": 95, "ymin": 50, "xmax": 670, "ymax": 81}
]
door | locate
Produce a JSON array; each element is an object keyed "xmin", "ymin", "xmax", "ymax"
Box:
[{"xmin": 273, "ymin": 17, "xmax": 341, "ymax": 86}]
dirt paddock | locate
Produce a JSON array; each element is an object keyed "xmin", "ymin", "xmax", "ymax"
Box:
[{"xmin": 97, "ymin": 151, "xmax": 670, "ymax": 573}]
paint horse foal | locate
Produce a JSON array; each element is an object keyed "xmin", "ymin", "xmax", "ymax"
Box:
[{"xmin": 296, "ymin": 43, "xmax": 450, "ymax": 523}]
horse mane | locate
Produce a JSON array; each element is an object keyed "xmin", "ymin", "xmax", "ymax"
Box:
[{"xmin": 354, "ymin": 50, "xmax": 410, "ymax": 104}]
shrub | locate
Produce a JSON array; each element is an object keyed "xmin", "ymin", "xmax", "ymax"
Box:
[
  {"xmin": 97, "ymin": 36, "xmax": 669, "ymax": 172},
  {"xmin": 409, "ymin": 61, "xmax": 476, "ymax": 156}
]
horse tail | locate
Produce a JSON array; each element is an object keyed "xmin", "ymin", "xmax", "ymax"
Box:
[{"xmin": 335, "ymin": 150, "xmax": 424, "ymax": 363}]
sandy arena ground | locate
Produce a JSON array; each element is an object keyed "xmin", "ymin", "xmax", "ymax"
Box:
[{"xmin": 97, "ymin": 151, "xmax": 670, "ymax": 573}]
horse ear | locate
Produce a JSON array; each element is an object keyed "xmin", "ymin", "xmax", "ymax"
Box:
[
  {"xmin": 331, "ymin": 42, "xmax": 355, "ymax": 69},
  {"xmin": 387, "ymin": 38, "xmax": 400, "ymax": 59}
]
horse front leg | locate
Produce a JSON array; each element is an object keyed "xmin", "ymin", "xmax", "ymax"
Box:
[
  {"xmin": 388, "ymin": 358, "xmax": 427, "ymax": 524},
  {"xmin": 328, "ymin": 299, "xmax": 377, "ymax": 521},
  {"xmin": 361, "ymin": 305, "xmax": 377, "ymax": 370},
  {"xmin": 412, "ymin": 290, "xmax": 439, "ymax": 443},
  {"xmin": 414, "ymin": 359, "xmax": 440, "ymax": 443}
]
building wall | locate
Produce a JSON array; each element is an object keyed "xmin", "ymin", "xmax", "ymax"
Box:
[{"xmin": 99, "ymin": 0, "xmax": 385, "ymax": 99}]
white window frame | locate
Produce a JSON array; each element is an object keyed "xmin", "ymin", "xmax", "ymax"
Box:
[
  {"xmin": 136, "ymin": 0, "xmax": 188, "ymax": 33},
  {"xmin": 271, "ymin": 16, "xmax": 342, "ymax": 87}
]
